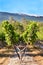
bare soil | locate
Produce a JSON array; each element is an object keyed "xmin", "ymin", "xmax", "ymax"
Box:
[{"xmin": 0, "ymin": 47, "xmax": 43, "ymax": 65}]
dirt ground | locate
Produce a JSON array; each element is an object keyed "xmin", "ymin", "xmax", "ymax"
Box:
[
  {"xmin": 34, "ymin": 56, "xmax": 43, "ymax": 65},
  {"xmin": 0, "ymin": 48, "xmax": 43, "ymax": 65}
]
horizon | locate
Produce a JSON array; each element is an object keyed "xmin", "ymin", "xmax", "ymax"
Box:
[
  {"xmin": 0, "ymin": 11, "xmax": 43, "ymax": 17},
  {"xmin": 0, "ymin": 0, "xmax": 43, "ymax": 16}
]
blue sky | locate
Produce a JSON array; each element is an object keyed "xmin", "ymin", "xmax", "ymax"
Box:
[{"xmin": 0, "ymin": 0, "xmax": 43, "ymax": 16}]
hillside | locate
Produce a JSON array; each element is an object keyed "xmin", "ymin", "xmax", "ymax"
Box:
[{"xmin": 0, "ymin": 12, "xmax": 43, "ymax": 22}]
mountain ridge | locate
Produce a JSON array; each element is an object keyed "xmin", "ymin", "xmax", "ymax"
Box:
[{"xmin": 0, "ymin": 12, "xmax": 43, "ymax": 22}]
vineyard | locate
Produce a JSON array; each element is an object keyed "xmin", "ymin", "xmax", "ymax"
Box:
[
  {"xmin": 0, "ymin": 19, "xmax": 43, "ymax": 47},
  {"xmin": 0, "ymin": 19, "xmax": 43, "ymax": 65}
]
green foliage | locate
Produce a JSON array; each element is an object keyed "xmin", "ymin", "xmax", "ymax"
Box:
[
  {"xmin": 0, "ymin": 23, "xmax": 5, "ymax": 41},
  {"xmin": 2, "ymin": 20, "xmax": 19, "ymax": 46},
  {"xmin": 37, "ymin": 26, "xmax": 43, "ymax": 40},
  {"xmin": 21, "ymin": 22, "xmax": 38, "ymax": 45},
  {"xmin": 11, "ymin": 21, "xmax": 24, "ymax": 34},
  {"xmin": 0, "ymin": 19, "xmax": 43, "ymax": 47},
  {"xmin": 0, "ymin": 32, "xmax": 5, "ymax": 41}
]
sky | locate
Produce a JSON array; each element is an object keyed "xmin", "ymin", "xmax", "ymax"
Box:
[{"xmin": 0, "ymin": 0, "xmax": 43, "ymax": 16}]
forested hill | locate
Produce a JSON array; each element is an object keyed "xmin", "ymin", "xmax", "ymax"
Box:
[{"xmin": 0, "ymin": 12, "xmax": 43, "ymax": 22}]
